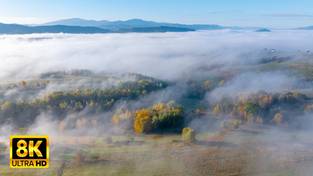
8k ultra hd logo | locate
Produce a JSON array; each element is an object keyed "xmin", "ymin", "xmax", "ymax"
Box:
[{"xmin": 10, "ymin": 136, "xmax": 49, "ymax": 168}]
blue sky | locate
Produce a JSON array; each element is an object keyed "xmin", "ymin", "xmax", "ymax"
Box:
[{"xmin": 0, "ymin": 0, "xmax": 313, "ymax": 28}]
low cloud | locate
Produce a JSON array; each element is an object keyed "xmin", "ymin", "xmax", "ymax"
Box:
[
  {"xmin": 208, "ymin": 72, "xmax": 300, "ymax": 102},
  {"xmin": 0, "ymin": 30, "xmax": 313, "ymax": 81}
]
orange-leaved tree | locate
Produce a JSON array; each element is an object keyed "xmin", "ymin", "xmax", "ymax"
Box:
[{"xmin": 134, "ymin": 108, "xmax": 152, "ymax": 134}]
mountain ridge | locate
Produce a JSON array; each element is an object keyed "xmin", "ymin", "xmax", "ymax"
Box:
[
  {"xmin": 0, "ymin": 23, "xmax": 110, "ymax": 34},
  {"xmin": 43, "ymin": 18, "xmax": 227, "ymax": 31},
  {"xmin": 0, "ymin": 18, "xmax": 275, "ymax": 34}
]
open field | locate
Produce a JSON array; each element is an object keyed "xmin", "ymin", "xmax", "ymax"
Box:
[{"xmin": 2, "ymin": 127, "xmax": 313, "ymax": 176}]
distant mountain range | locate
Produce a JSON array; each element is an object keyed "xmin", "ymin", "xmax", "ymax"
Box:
[
  {"xmin": 44, "ymin": 18, "xmax": 225, "ymax": 31},
  {"xmin": 298, "ymin": 26, "xmax": 313, "ymax": 30},
  {"xmin": 0, "ymin": 18, "xmax": 283, "ymax": 34},
  {"xmin": 0, "ymin": 23, "xmax": 110, "ymax": 34},
  {"xmin": 255, "ymin": 28, "xmax": 271, "ymax": 32},
  {"xmin": 0, "ymin": 18, "xmax": 229, "ymax": 34}
]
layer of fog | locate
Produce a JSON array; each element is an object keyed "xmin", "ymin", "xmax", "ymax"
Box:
[
  {"xmin": 208, "ymin": 71, "xmax": 301, "ymax": 102},
  {"xmin": 1, "ymin": 30, "xmax": 313, "ymax": 81},
  {"xmin": 1, "ymin": 29, "xmax": 313, "ymax": 135}
]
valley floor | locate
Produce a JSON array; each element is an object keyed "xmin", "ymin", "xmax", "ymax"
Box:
[{"xmin": 1, "ymin": 127, "xmax": 313, "ymax": 176}]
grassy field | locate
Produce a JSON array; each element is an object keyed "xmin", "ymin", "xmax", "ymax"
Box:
[{"xmin": 1, "ymin": 129, "xmax": 313, "ymax": 176}]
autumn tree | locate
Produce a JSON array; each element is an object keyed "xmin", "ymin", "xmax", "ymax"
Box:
[
  {"xmin": 134, "ymin": 108, "xmax": 152, "ymax": 134},
  {"xmin": 134, "ymin": 102, "xmax": 184, "ymax": 134},
  {"xmin": 182, "ymin": 127, "xmax": 196, "ymax": 143},
  {"xmin": 272, "ymin": 112, "xmax": 283, "ymax": 125},
  {"xmin": 112, "ymin": 108, "xmax": 133, "ymax": 131},
  {"xmin": 112, "ymin": 109, "xmax": 133, "ymax": 125}
]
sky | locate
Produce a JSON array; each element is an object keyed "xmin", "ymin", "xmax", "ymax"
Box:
[{"xmin": 0, "ymin": 0, "xmax": 313, "ymax": 28}]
